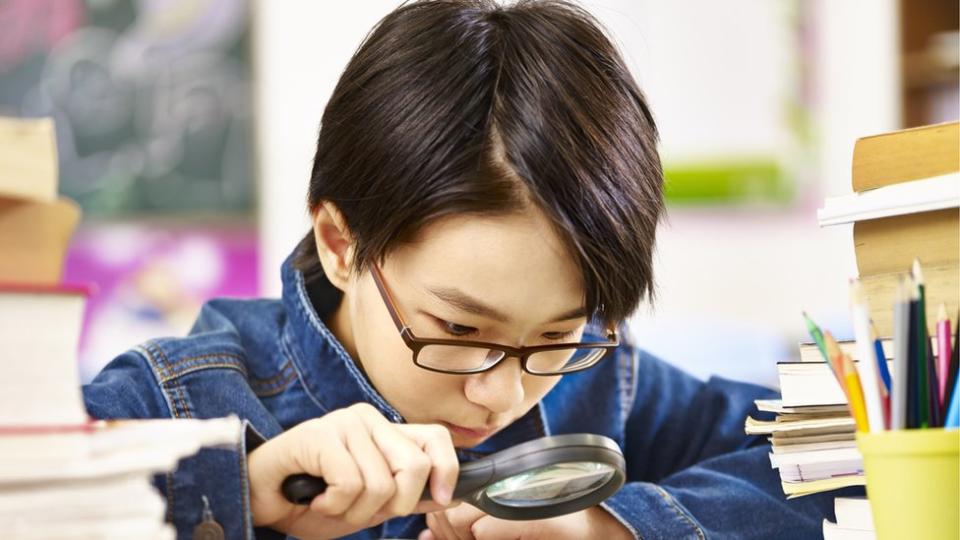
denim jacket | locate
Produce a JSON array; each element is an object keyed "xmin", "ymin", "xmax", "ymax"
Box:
[{"xmin": 82, "ymin": 253, "xmax": 857, "ymax": 539}]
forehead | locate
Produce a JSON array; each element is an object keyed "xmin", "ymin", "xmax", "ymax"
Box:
[{"xmin": 386, "ymin": 210, "xmax": 585, "ymax": 318}]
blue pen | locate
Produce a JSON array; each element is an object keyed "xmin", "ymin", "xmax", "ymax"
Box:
[{"xmin": 946, "ymin": 373, "xmax": 960, "ymax": 429}]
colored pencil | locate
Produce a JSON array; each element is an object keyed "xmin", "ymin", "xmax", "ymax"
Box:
[
  {"xmin": 945, "ymin": 311, "xmax": 960, "ymax": 420},
  {"xmin": 907, "ymin": 284, "xmax": 920, "ymax": 428},
  {"xmin": 850, "ymin": 279, "xmax": 885, "ymax": 432},
  {"xmin": 912, "ymin": 260, "xmax": 930, "ymax": 427},
  {"xmin": 870, "ymin": 321, "xmax": 892, "ymax": 428},
  {"xmin": 936, "ymin": 304, "xmax": 952, "ymax": 407},
  {"xmin": 870, "ymin": 321, "xmax": 892, "ymax": 393},
  {"xmin": 823, "ymin": 330, "xmax": 851, "ymax": 397},
  {"xmin": 891, "ymin": 276, "xmax": 910, "ymax": 430},
  {"xmin": 927, "ymin": 333, "xmax": 941, "ymax": 426},
  {"xmin": 842, "ymin": 353, "xmax": 869, "ymax": 432},
  {"xmin": 946, "ymin": 373, "xmax": 960, "ymax": 429},
  {"xmin": 803, "ymin": 311, "xmax": 829, "ymax": 362}
]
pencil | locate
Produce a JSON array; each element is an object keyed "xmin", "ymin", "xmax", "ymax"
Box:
[
  {"xmin": 945, "ymin": 310, "xmax": 960, "ymax": 420},
  {"xmin": 870, "ymin": 321, "xmax": 892, "ymax": 393},
  {"xmin": 913, "ymin": 259, "xmax": 930, "ymax": 427},
  {"xmin": 946, "ymin": 372, "xmax": 960, "ymax": 429},
  {"xmin": 823, "ymin": 330, "xmax": 851, "ymax": 397},
  {"xmin": 943, "ymin": 370, "xmax": 960, "ymax": 429},
  {"xmin": 891, "ymin": 276, "xmax": 910, "ymax": 430},
  {"xmin": 850, "ymin": 279, "xmax": 885, "ymax": 432},
  {"xmin": 907, "ymin": 282, "xmax": 920, "ymax": 428},
  {"xmin": 937, "ymin": 304, "xmax": 952, "ymax": 409},
  {"xmin": 842, "ymin": 353, "xmax": 869, "ymax": 432},
  {"xmin": 803, "ymin": 311, "xmax": 830, "ymax": 363}
]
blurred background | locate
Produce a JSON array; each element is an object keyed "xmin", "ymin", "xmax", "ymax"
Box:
[{"xmin": 0, "ymin": 0, "xmax": 956, "ymax": 385}]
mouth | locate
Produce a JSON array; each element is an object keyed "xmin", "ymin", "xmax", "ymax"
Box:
[{"xmin": 440, "ymin": 421, "xmax": 495, "ymax": 440}]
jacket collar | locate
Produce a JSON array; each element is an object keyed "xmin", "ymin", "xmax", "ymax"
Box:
[
  {"xmin": 280, "ymin": 253, "xmax": 405, "ymax": 423},
  {"xmin": 278, "ymin": 251, "xmax": 549, "ymax": 454}
]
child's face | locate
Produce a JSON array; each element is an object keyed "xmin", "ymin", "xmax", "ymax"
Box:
[{"xmin": 342, "ymin": 208, "xmax": 587, "ymax": 448}]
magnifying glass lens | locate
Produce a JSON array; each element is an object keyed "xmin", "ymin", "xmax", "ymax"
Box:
[{"xmin": 483, "ymin": 462, "xmax": 615, "ymax": 507}]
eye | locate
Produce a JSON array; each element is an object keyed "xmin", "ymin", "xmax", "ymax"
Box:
[
  {"xmin": 433, "ymin": 317, "xmax": 478, "ymax": 337},
  {"xmin": 542, "ymin": 330, "xmax": 576, "ymax": 341}
]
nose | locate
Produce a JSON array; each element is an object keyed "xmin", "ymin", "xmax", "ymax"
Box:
[{"xmin": 463, "ymin": 353, "xmax": 525, "ymax": 415}]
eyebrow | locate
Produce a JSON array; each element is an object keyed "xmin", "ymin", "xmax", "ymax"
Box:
[{"xmin": 426, "ymin": 286, "xmax": 588, "ymax": 325}]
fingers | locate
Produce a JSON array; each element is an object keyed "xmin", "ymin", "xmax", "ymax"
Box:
[
  {"xmin": 442, "ymin": 503, "xmax": 486, "ymax": 536},
  {"xmin": 304, "ymin": 430, "xmax": 364, "ymax": 516},
  {"xmin": 341, "ymin": 418, "xmax": 397, "ymax": 523},
  {"xmin": 288, "ymin": 403, "xmax": 460, "ymax": 529},
  {"xmin": 370, "ymin": 421, "xmax": 432, "ymax": 515},
  {"xmin": 424, "ymin": 504, "xmax": 486, "ymax": 540},
  {"xmin": 398, "ymin": 423, "xmax": 459, "ymax": 505},
  {"xmin": 352, "ymin": 404, "xmax": 456, "ymax": 516},
  {"xmin": 425, "ymin": 510, "xmax": 472, "ymax": 540}
]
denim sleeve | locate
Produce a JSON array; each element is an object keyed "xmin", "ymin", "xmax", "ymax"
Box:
[
  {"xmin": 597, "ymin": 350, "xmax": 853, "ymax": 539},
  {"xmin": 82, "ymin": 350, "xmax": 273, "ymax": 539}
]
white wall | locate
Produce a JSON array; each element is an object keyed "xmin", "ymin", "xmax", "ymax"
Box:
[
  {"xmin": 253, "ymin": 0, "xmax": 901, "ymax": 385},
  {"xmin": 254, "ymin": 1, "xmax": 400, "ymax": 296}
]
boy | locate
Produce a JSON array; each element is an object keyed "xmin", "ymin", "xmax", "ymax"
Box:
[{"xmin": 84, "ymin": 1, "xmax": 841, "ymax": 538}]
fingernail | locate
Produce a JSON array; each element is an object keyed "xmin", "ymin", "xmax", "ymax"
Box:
[
  {"xmin": 436, "ymin": 486, "xmax": 452, "ymax": 506},
  {"xmin": 418, "ymin": 530, "xmax": 434, "ymax": 540}
]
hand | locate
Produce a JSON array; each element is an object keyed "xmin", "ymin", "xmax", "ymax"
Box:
[
  {"xmin": 248, "ymin": 403, "xmax": 459, "ymax": 540},
  {"xmin": 419, "ymin": 503, "xmax": 634, "ymax": 540}
]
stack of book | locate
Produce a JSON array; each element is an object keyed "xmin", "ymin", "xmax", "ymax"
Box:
[
  {"xmin": 0, "ymin": 116, "xmax": 241, "ymax": 539},
  {"xmin": 818, "ymin": 121, "xmax": 959, "ymax": 337},
  {"xmin": 746, "ymin": 122, "xmax": 959, "ymax": 500},
  {"xmin": 822, "ymin": 496, "xmax": 876, "ymax": 540},
  {"xmin": 745, "ymin": 398, "xmax": 863, "ymax": 498}
]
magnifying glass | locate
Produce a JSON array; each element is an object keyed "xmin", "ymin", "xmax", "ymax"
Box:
[{"xmin": 282, "ymin": 433, "xmax": 625, "ymax": 520}]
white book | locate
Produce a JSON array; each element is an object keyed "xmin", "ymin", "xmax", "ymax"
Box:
[
  {"xmin": 755, "ymin": 399, "xmax": 849, "ymax": 415},
  {"xmin": 778, "ymin": 462, "xmax": 864, "ymax": 482},
  {"xmin": 818, "ymin": 171, "xmax": 960, "ymax": 226},
  {"xmin": 769, "ymin": 447, "xmax": 862, "ymax": 468},
  {"xmin": 0, "ymin": 417, "xmax": 242, "ymax": 484},
  {"xmin": 0, "ymin": 474, "xmax": 165, "ymax": 522},
  {"xmin": 835, "ymin": 496, "xmax": 875, "ymax": 531},
  {"xmin": 777, "ymin": 360, "xmax": 893, "ymax": 407},
  {"xmin": 0, "ymin": 286, "xmax": 89, "ymax": 426},
  {"xmin": 770, "ymin": 439, "xmax": 857, "ymax": 454},
  {"xmin": 0, "ymin": 517, "xmax": 174, "ymax": 540},
  {"xmin": 823, "ymin": 520, "xmax": 876, "ymax": 540}
]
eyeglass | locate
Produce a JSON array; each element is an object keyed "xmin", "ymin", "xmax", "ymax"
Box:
[{"xmin": 369, "ymin": 264, "xmax": 618, "ymax": 376}]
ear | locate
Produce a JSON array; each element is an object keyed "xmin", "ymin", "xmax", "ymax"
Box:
[{"xmin": 311, "ymin": 201, "xmax": 355, "ymax": 291}]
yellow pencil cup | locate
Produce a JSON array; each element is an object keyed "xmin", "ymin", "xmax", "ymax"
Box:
[{"xmin": 856, "ymin": 428, "xmax": 959, "ymax": 540}]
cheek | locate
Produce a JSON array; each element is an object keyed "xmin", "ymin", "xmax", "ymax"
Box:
[
  {"xmin": 350, "ymin": 290, "xmax": 462, "ymax": 418},
  {"xmin": 521, "ymin": 375, "xmax": 562, "ymax": 405}
]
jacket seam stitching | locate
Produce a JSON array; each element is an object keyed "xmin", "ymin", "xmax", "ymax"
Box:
[
  {"xmin": 250, "ymin": 358, "xmax": 297, "ymax": 397},
  {"xmin": 281, "ymin": 331, "xmax": 330, "ymax": 413},
  {"xmin": 651, "ymin": 484, "xmax": 705, "ymax": 539},
  {"xmin": 138, "ymin": 344, "xmax": 182, "ymax": 530},
  {"xmin": 157, "ymin": 353, "xmax": 248, "ymax": 378},
  {"xmin": 238, "ymin": 421, "xmax": 252, "ymax": 540},
  {"xmin": 599, "ymin": 501, "xmax": 642, "ymax": 540},
  {"xmin": 160, "ymin": 362, "xmax": 248, "ymax": 384},
  {"xmin": 156, "ymin": 345, "xmax": 192, "ymax": 419}
]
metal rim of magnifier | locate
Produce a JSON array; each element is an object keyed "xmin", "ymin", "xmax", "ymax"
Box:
[{"xmin": 454, "ymin": 433, "xmax": 626, "ymax": 521}]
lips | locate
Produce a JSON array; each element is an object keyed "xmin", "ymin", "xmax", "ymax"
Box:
[{"xmin": 441, "ymin": 421, "xmax": 495, "ymax": 440}]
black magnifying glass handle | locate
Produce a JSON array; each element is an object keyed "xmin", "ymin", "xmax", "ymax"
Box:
[
  {"xmin": 282, "ymin": 474, "xmax": 328, "ymax": 505},
  {"xmin": 281, "ymin": 460, "xmax": 492, "ymax": 505}
]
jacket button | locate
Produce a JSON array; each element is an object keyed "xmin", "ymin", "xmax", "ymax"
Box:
[
  {"xmin": 193, "ymin": 495, "xmax": 225, "ymax": 540},
  {"xmin": 192, "ymin": 519, "xmax": 225, "ymax": 540}
]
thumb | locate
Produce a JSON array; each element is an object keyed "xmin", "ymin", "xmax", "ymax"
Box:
[{"xmin": 469, "ymin": 514, "xmax": 520, "ymax": 540}]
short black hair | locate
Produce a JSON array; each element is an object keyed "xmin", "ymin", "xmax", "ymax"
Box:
[{"xmin": 295, "ymin": 0, "xmax": 664, "ymax": 325}]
